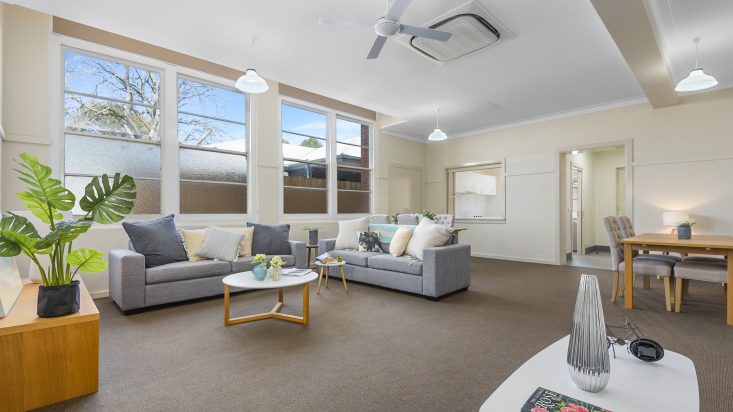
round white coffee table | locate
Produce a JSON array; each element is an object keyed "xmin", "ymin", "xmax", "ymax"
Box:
[
  {"xmin": 222, "ymin": 270, "xmax": 317, "ymax": 326},
  {"xmin": 315, "ymin": 261, "xmax": 347, "ymax": 295}
]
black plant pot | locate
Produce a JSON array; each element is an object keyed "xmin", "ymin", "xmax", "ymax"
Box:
[
  {"xmin": 308, "ymin": 230, "xmax": 319, "ymax": 246},
  {"xmin": 37, "ymin": 280, "xmax": 80, "ymax": 318}
]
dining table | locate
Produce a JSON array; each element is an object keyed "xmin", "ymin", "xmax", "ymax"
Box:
[{"xmin": 621, "ymin": 233, "xmax": 733, "ymax": 325}]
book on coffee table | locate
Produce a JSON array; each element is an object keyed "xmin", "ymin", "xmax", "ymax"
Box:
[
  {"xmin": 282, "ymin": 268, "xmax": 312, "ymax": 277},
  {"xmin": 521, "ymin": 387, "xmax": 611, "ymax": 412}
]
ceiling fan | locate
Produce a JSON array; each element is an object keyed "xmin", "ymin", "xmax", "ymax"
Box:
[{"xmin": 319, "ymin": 0, "xmax": 452, "ymax": 59}]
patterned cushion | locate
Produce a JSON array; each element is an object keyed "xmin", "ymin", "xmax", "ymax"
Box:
[
  {"xmin": 358, "ymin": 232, "xmax": 383, "ymax": 252},
  {"xmin": 197, "ymin": 226, "xmax": 245, "ymax": 262}
]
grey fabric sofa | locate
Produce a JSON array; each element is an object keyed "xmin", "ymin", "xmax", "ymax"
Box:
[
  {"xmin": 318, "ymin": 238, "xmax": 471, "ymax": 299},
  {"xmin": 109, "ymin": 241, "xmax": 306, "ymax": 313}
]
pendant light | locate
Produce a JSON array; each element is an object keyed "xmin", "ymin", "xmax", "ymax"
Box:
[
  {"xmin": 428, "ymin": 108, "xmax": 447, "ymax": 141},
  {"xmin": 675, "ymin": 38, "xmax": 718, "ymax": 93},
  {"xmin": 235, "ymin": 69, "xmax": 269, "ymax": 94}
]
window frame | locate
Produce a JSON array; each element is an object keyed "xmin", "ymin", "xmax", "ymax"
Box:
[
  {"xmin": 446, "ymin": 161, "xmax": 506, "ymax": 224},
  {"xmin": 278, "ymin": 96, "xmax": 374, "ymax": 221},
  {"xmin": 54, "ymin": 37, "xmax": 253, "ymax": 225}
]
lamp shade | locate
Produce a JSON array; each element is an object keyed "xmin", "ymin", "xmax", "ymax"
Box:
[
  {"xmin": 663, "ymin": 211, "xmax": 690, "ymax": 226},
  {"xmin": 235, "ymin": 69, "xmax": 269, "ymax": 94},
  {"xmin": 428, "ymin": 128, "xmax": 447, "ymax": 141},
  {"xmin": 675, "ymin": 68, "xmax": 718, "ymax": 92}
]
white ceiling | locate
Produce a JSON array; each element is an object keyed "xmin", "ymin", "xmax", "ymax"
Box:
[{"xmin": 10, "ymin": 0, "xmax": 733, "ymax": 140}]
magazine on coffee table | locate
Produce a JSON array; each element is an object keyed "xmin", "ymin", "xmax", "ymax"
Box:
[
  {"xmin": 282, "ymin": 268, "xmax": 312, "ymax": 277},
  {"xmin": 521, "ymin": 387, "xmax": 611, "ymax": 412}
]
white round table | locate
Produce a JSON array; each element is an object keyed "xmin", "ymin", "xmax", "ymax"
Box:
[
  {"xmin": 222, "ymin": 270, "xmax": 317, "ymax": 326},
  {"xmin": 314, "ymin": 261, "xmax": 348, "ymax": 295}
]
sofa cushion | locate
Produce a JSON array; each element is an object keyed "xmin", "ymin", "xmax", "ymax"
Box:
[
  {"xmin": 197, "ymin": 226, "xmax": 245, "ymax": 261},
  {"xmin": 146, "ymin": 260, "xmax": 231, "ymax": 284},
  {"xmin": 123, "ymin": 214, "xmax": 188, "ymax": 268},
  {"xmin": 335, "ymin": 217, "xmax": 370, "ymax": 250},
  {"xmin": 230, "ymin": 255, "xmax": 295, "ymax": 273},
  {"xmin": 247, "ymin": 223, "xmax": 291, "ymax": 255},
  {"xmin": 358, "ymin": 231, "xmax": 383, "ymax": 252},
  {"xmin": 330, "ymin": 250, "xmax": 381, "ymax": 267},
  {"xmin": 367, "ymin": 254, "xmax": 423, "ymax": 276},
  {"xmin": 405, "ymin": 218, "xmax": 451, "ymax": 260}
]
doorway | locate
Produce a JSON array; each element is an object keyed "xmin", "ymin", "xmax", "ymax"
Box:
[{"xmin": 571, "ymin": 166, "xmax": 583, "ymax": 254}]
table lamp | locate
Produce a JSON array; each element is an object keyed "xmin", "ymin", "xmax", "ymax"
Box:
[{"xmin": 663, "ymin": 211, "xmax": 690, "ymax": 234}]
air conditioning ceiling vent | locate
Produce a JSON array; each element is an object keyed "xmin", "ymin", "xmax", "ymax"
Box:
[{"xmin": 411, "ymin": 14, "xmax": 499, "ymax": 62}]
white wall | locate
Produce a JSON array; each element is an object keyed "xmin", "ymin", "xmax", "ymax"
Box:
[
  {"xmin": 427, "ymin": 88, "xmax": 733, "ymax": 264},
  {"xmin": 593, "ymin": 148, "xmax": 625, "ymax": 245}
]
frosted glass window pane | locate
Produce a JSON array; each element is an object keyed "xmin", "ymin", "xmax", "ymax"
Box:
[
  {"xmin": 65, "ymin": 135, "xmax": 160, "ymax": 179},
  {"xmin": 64, "ymin": 51, "xmax": 160, "ymax": 105},
  {"xmin": 338, "ymin": 191, "xmax": 370, "ymax": 214},
  {"xmin": 336, "ymin": 143, "xmax": 369, "ymax": 167},
  {"xmin": 180, "ymin": 182, "xmax": 247, "ymax": 214},
  {"xmin": 282, "ymin": 134, "xmax": 327, "ymax": 163},
  {"xmin": 284, "ymin": 188, "xmax": 327, "ymax": 214},
  {"xmin": 336, "ymin": 118, "xmax": 369, "ymax": 146},
  {"xmin": 65, "ymin": 176, "xmax": 160, "ymax": 215},
  {"xmin": 178, "ymin": 113, "xmax": 246, "ymax": 152},
  {"xmin": 283, "ymin": 161, "xmax": 327, "ymax": 189},
  {"xmin": 337, "ymin": 168, "xmax": 370, "ymax": 191},
  {"xmin": 64, "ymin": 95, "xmax": 159, "ymax": 140},
  {"xmin": 281, "ymin": 104, "xmax": 326, "ymax": 138},
  {"xmin": 179, "ymin": 148, "xmax": 247, "ymax": 184},
  {"xmin": 177, "ymin": 78, "xmax": 245, "ymax": 123}
]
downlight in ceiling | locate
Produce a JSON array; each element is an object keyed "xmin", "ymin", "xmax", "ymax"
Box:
[{"xmin": 395, "ymin": 0, "xmax": 514, "ymax": 64}]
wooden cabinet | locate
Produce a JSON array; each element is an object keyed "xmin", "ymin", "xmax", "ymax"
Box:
[{"xmin": 0, "ymin": 279, "xmax": 99, "ymax": 411}]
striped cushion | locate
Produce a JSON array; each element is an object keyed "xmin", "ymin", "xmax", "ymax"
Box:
[{"xmin": 368, "ymin": 223, "xmax": 417, "ymax": 250}]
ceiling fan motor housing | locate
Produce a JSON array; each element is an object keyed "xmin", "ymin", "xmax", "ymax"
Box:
[{"xmin": 375, "ymin": 18, "xmax": 400, "ymax": 36}]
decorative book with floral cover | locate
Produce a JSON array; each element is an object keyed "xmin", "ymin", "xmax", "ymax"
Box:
[{"xmin": 522, "ymin": 387, "xmax": 611, "ymax": 412}]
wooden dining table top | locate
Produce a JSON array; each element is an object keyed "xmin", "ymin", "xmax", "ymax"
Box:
[{"xmin": 621, "ymin": 233, "xmax": 733, "ymax": 249}]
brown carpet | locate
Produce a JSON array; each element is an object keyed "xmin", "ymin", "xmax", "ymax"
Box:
[{"xmin": 43, "ymin": 258, "xmax": 733, "ymax": 411}]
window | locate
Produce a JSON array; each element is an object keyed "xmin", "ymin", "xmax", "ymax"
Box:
[
  {"xmin": 63, "ymin": 50, "xmax": 162, "ymax": 214},
  {"xmin": 447, "ymin": 163, "xmax": 505, "ymax": 221},
  {"xmin": 177, "ymin": 77, "xmax": 247, "ymax": 214},
  {"xmin": 281, "ymin": 101, "xmax": 373, "ymax": 216}
]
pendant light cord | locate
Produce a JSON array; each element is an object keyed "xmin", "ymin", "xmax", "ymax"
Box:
[
  {"xmin": 693, "ymin": 37, "xmax": 700, "ymax": 68},
  {"xmin": 436, "ymin": 108, "xmax": 440, "ymax": 129}
]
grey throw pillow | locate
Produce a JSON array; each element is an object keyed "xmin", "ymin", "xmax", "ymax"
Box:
[
  {"xmin": 358, "ymin": 232, "xmax": 383, "ymax": 252},
  {"xmin": 122, "ymin": 214, "xmax": 188, "ymax": 268},
  {"xmin": 246, "ymin": 223, "xmax": 291, "ymax": 255},
  {"xmin": 197, "ymin": 226, "xmax": 245, "ymax": 261}
]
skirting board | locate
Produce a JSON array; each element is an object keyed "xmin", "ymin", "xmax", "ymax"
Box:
[
  {"xmin": 471, "ymin": 252, "xmax": 556, "ymax": 265},
  {"xmin": 90, "ymin": 290, "xmax": 109, "ymax": 299}
]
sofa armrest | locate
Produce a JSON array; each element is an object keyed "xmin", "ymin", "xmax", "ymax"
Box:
[
  {"xmin": 289, "ymin": 240, "xmax": 307, "ymax": 269},
  {"xmin": 108, "ymin": 249, "xmax": 146, "ymax": 311},
  {"xmin": 319, "ymin": 238, "xmax": 337, "ymax": 253},
  {"xmin": 422, "ymin": 244, "xmax": 472, "ymax": 298}
]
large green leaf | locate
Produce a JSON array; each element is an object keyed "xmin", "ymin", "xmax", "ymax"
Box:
[
  {"xmin": 0, "ymin": 214, "xmax": 40, "ymax": 257},
  {"xmin": 14, "ymin": 153, "xmax": 75, "ymax": 212},
  {"xmin": 67, "ymin": 248, "xmax": 107, "ymax": 273},
  {"xmin": 17, "ymin": 192, "xmax": 63, "ymax": 224},
  {"xmin": 79, "ymin": 173, "xmax": 136, "ymax": 224},
  {"xmin": 35, "ymin": 220, "xmax": 93, "ymax": 250}
]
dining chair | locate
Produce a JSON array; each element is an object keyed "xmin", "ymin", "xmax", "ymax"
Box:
[
  {"xmin": 673, "ymin": 260, "xmax": 728, "ymax": 313},
  {"xmin": 617, "ymin": 215, "xmax": 681, "ymax": 289},
  {"xmin": 603, "ymin": 216, "xmax": 676, "ymax": 310},
  {"xmin": 434, "ymin": 214, "xmax": 454, "ymax": 227}
]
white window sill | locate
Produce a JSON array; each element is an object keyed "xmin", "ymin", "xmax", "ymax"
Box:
[{"xmin": 455, "ymin": 218, "xmax": 506, "ymax": 224}]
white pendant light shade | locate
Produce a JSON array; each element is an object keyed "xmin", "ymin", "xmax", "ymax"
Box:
[
  {"xmin": 675, "ymin": 68, "xmax": 718, "ymax": 92},
  {"xmin": 428, "ymin": 128, "xmax": 447, "ymax": 141},
  {"xmin": 675, "ymin": 38, "xmax": 718, "ymax": 93},
  {"xmin": 235, "ymin": 69, "xmax": 269, "ymax": 93},
  {"xmin": 427, "ymin": 108, "xmax": 447, "ymax": 141}
]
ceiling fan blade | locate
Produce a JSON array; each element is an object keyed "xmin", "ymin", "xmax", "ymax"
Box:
[
  {"xmin": 385, "ymin": 0, "xmax": 412, "ymax": 21},
  {"xmin": 318, "ymin": 18, "xmax": 373, "ymax": 28},
  {"xmin": 399, "ymin": 24, "xmax": 452, "ymax": 41},
  {"xmin": 367, "ymin": 36, "xmax": 388, "ymax": 59}
]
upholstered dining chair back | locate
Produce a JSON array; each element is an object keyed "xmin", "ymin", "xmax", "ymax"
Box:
[
  {"xmin": 618, "ymin": 216, "xmax": 636, "ymax": 239},
  {"xmin": 396, "ymin": 214, "xmax": 421, "ymax": 225},
  {"xmin": 370, "ymin": 214, "xmax": 390, "ymax": 224},
  {"xmin": 603, "ymin": 216, "xmax": 624, "ymax": 271},
  {"xmin": 435, "ymin": 214, "xmax": 454, "ymax": 227}
]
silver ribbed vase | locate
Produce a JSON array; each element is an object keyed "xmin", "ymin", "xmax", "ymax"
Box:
[{"xmin": 567, "ymin": 274, "xmax": 610, "ymax": 393}]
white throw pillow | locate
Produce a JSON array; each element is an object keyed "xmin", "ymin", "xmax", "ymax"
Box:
[
  {"xmin": 405, "ymin": 218, "xmax": 451, "ymax": 260},
  {"xmin": 197, "ymin": 226, "xmax": 245, "ymax": 262},
  {"xmin": 389, "ymin": 227, "xmax": 414, "ymax": 257},
  {"xmin": 334, "ymin": 217, "xmax": 370, "ymax": 250}
]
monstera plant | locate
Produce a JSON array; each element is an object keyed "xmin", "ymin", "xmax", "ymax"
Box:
[{"xmin": 0, "ymin": 153, "xmax": 136, "ymax": 317}]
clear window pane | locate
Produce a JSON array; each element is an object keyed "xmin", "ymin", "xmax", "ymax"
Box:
[
  {"xmin": 282, "ymin": 133, "xmax": 327, "ymax": 163},
  {"xmin": 179, "ymin": 148, "xmax": 247, "ymax": 184},
  {"xmin": 178, "ymin": 113, "xmax": 246, "ymax": 151},
  {"xmin": 284, "ymin": 188, "xmax": 327, "ymax": 214},
  {"xmin": 65, "ymin": 176, "xmax": 160, "ymax": 215},
  {"xmin": 284, "ymin": 161, "xmax": 327, "ymax": 189},
  {"xmin": 337, "ymin": 167, "xmax": 370, "ymax": 191},
  {"xmin": 180, "ymin": 182, "xmax": 247, "ymax": 214},
  {"xmin": 338, "ymin": 191, "xmax": 370, "ymax": 214},
  {"xmin": 64, "ymin": 95, "xmax": 160, "ymax": 140},
  {"xmin": 64, "ymin": 51, "xmax": 160, "ymax": 105},
  {"xmin": 281, "ymin": 104, "xmax": 326, "ymax": 138},
  {"xmin": 336, "ymin": 118, "xmax": 369, "ymax": 146},
  {"xmin": 65, "ymin": 135, "xmax": 161, "ymax": 179},
  {"xmin": 336, "ymin": 143, "xmax": 369, "ymax": 167},
  {"xmin": 177, "ymin": 78, "xmax": 245, "ymax": 123}
]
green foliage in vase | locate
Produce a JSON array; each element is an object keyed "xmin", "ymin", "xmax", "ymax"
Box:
[{"xmin": 0, "ymin": 153, "xmax": 137, "ymax": 286}]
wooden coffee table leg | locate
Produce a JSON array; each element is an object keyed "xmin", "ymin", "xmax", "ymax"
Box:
[
  {"xmin": 303, "ymin": 283, "xmax": 310, "ymax": 326},
  {"xmin": 325, "ymin": 267, "xmax": 329, "ymax": 288},
  {"xmin": 317, "ymin": 266, "xmax": 324, "ymax": 295},
  {"xmin": 224, "ymin": 285, "xmax": 230, "ymax": 325},
  {"xmin": 340, "ymin": 266, "xmax": 348, "ymax": 293}
]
